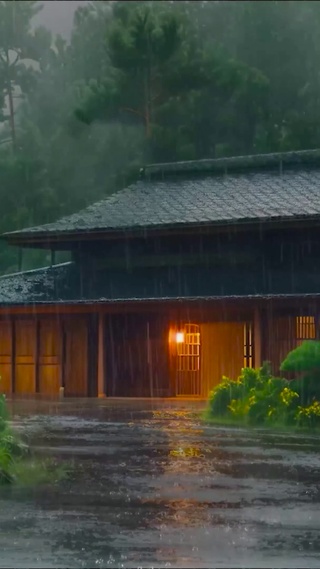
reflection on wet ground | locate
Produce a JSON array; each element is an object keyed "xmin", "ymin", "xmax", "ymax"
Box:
[{"xmin": 1, "ymin": 398, "xmax": 320, "ymax": 568}]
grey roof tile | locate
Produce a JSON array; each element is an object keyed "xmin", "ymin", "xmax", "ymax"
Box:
[{"xmin": 5, "ymin": 150, "xmax": 320, "ymax": 240}]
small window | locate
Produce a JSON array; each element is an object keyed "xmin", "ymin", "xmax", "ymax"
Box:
[{"xmin": 296, "ymin": 316, "xmax": 316, "ymax": 341}]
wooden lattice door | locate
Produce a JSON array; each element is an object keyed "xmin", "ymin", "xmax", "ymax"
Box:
[{"xmin": 176, "ymin": 323, "xmax": 201, "ymax": 396}]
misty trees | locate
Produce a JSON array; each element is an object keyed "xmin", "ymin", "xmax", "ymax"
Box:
[
  {"xmin": 0, "ymin": 1, "xmax": 46, "ymax": 148},
  {"xmin": 75, "ymin": 1, "xmax": 269, "ymax": 161},
  {"xmin": 1, "ymin": 0, "xmax": 320, "ymax": 273}
]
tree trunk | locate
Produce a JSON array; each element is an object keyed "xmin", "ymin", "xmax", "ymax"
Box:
[
  {"xmin": 144, "ymin": 68, "xmax": 151, "ymax": 138},
  {"xmin": 7, "ymin": 79, "xmax": 16, "ymax": 150},
  {"xmin": 5, "ymin": 51, "xmax": 16, "ymax": 151}
]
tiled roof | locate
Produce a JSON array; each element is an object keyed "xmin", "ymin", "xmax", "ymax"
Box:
[
  {"xmin": 5, "ymin": 149, "xmax": 320, "ymax": 241},
  {"xmin": 0, "ymin": 263, "xmax": 74, "ymax": 304}
]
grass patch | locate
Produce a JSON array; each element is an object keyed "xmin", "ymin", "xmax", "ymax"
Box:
[
  {"xmin": 0, "ymin": 393, "xmax": 70, "ymax": 486},
  {"xmin": 10, "ymin": 457, "xmax": 70, "ymax": 486}
]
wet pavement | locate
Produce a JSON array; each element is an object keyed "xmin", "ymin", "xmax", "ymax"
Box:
[{"xmin": 1, "ymin": 398, "xmax": 320, "ymax": 568}]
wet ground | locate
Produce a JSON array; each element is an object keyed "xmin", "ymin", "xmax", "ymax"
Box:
[{"xmin": 1, "ymin": 399, "xmax": 320, "ymax": 568}]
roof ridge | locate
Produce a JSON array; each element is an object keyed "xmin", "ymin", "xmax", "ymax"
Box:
[{"xmin": 144, "ymin": 148, "xmax": 320, "ymax": 177}]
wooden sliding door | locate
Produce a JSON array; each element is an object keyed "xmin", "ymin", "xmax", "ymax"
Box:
[
  {"xmin": 64, "ymin": 318, "xmax": 88, "ymax": 397},
  {"xmin": 39, "ymin": 320, "xmax": 61, "ymax": 395},
  {"xmin": 0, "ymin": 316, "xmax": 89, "ymax": 397},
  {"xmin": 15, "ymin": 320, "xmax": 36, "ymax": 394}
]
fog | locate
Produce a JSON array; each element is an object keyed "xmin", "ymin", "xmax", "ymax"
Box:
[{"xmin": 33, "ymin": 0, "xmax": 88, "ymax": 38}]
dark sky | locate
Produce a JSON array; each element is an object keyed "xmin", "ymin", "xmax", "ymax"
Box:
[{"xmin": 34, "ymin": 1, "xmax": 88, "ymax": 38}]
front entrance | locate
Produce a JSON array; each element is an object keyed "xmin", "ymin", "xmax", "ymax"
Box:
[
  {"xmin": 176, "ymin": 324, "xmax": 201, "ymax": 396},
  {"xmin": 171, "ymin": 320, "xmax": 253, "ymax": 398}
]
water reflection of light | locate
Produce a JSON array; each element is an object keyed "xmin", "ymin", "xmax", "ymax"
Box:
[
  {"xmin": 146, "ymin": 409, "xmax": 212, "ymax": 533},
  {"xmin": 137, "ymin": 407, "xmax": 232, "ymax": 566}
]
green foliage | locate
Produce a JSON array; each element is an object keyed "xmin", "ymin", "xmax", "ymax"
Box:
[
  {"xmin": 281, "ymin": 341, "xmax": 320, "ymax": 405},
  {"xmin": 208, "ymin": 375, "xmax": 244, "ymax": 417},
  {"xmin": 296, "ymin": 401, "xmax": 320, "ymax": 429},
  {"xmin": 281, "ymin": 340, "xmax": 320, "ymax": 373},
  {"xmin": 0, "ymin": 391, "xmax": 67, "ymax": 485},
  {"xmin": 207, "ymin": 364, "xmax": 300, "ymax": 428},
  {"xmin": 247, "ymin": 381, "xmax": 299, "ymax": 426},
  {"xmin": 0, "ymin": 393, "xmax": 27, "ymax": 483}
]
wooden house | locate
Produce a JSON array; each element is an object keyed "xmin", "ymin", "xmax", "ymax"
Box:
[{"xmin": 0, "ymin": 149, "xmax": 319, "ymax": 398}]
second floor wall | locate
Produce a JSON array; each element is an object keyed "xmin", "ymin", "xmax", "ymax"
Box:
[{"xmin": 64, "ymin": 224, "xmax": 320, "ymax": 299}]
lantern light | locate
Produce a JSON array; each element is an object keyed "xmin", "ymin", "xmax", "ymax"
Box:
[{"xmin": 176, "ymin": 331, "xmax": 185, "ymax": 343}]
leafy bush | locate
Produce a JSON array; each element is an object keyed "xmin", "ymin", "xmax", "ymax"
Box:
[
  {"xmin": 208, "ymin": 364, "xmax": 274, "ymax": 418},
  {"xmin": 281, "ymin": 340, "xmax": 320, "ymax": 373},
  {"xmin": 295, "ymin": 400, "xmax": 320, "ymax": 428},
  {"xmin": 206, "ymin": 343, "xmax": 320, "ymax": 430},
  {"xmin": 0, "ymin": 394, "xmax": 29, "ymax": 483},
  {"xmin": 208, "ymin": 376, "xmax": 245, "ymax": 417},
  {"xmin": 247, "ymin": 381, "xmax": 299, "ymax": 426},
  {"xmin": 207, "ymin": 363, "xmax": 299, "ymax": 427},
  {"xmin": 281, "ymin": 341, "xmax": 320, "ymax": 405}
]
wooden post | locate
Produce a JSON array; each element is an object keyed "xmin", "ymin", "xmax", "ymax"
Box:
[
  {"xmin": 253, "ymin": 307, "xmax": 262, "ymax": 368},
  {"xmin": 98, "ymin": 312, "xmax": 106, "ymax": 398},
  {"xmin": 315, "ymin": 312, "xmax": 320, "ymax": 340},
  {"xmin": 147, "ymin": 321, "xmax": 153, "ymax": 398},
  {"xmin": 11, "ymin": 318, "xmax": 15, "ymax": 394},
  {"xmin": 35, "ymin": 319, "xmax": 40, "ymax": 394},
  {"xmin": 59, "ymin": 319, "xmax": 65, "ymax": 399}
]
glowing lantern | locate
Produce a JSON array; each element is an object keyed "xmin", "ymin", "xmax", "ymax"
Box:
[{"xmin": 176, "ymin": 331, "xmax": 185, "ymax": 343}]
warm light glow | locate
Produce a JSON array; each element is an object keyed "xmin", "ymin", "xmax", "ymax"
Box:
[{"xmin": 176, "ymin": 331, "xmax": 185, "ymax": 343}]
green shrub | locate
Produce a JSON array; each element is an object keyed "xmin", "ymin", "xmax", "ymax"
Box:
[
  {"xmin": 208, "ymin": 376, "xmax": 245, "ymax": 417},
  {"xmin": 295, "ymin": 400, "xmax": 320, "ymax": 429},
  {"xmin": 207, "ymin": 363, "xmax": 300, "ymax": 427},
  {"xmin": 0, "ymin": 397, "xmax": 28, "ymax": 482},
  {"xmin": 0, "ymin": 393, "xmax": 9, "ymax": 432},
  {"xmin": 247, "ymin": 381, "xmax": 299, "ymax": 425},
  {"xmin": 239, "ymin": 367, "xmax": 262, "ymax": 390},
  {"xmin": 281, "ymin": 340, "xmax": 320, "ymax": 373},
  {"xmin": 281, "ymin": 341, "xmax": 320, "ymax": 405}
]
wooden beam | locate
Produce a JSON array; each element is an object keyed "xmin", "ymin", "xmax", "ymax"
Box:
[
  {"xmin": 0, "ymin": 297, "xmax": 319, "ymax": 320},
  {"xmin": 97, "ymin": 312, "xmax": 106, "ymax": 398}
]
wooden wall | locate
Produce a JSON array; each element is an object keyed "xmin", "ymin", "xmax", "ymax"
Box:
[
  {"xmin": 0, "ymin": 305, "xmax": 316, "ymax": 399},
  {"xmin": 265, "ymin": 314, "xmax": 299, "ymax": 375},
  {"xmin": 200, "ymin": 322, "xmax": 244, "ymax": 397},
  {"xmin": 105, "ymin": 314, "xmax": 170, "ymax": 397},
  {"xmin": 0, "ymin": 316, "xmax": 90, "ymax": 397},
  {"xmin": 76, "ymin": 225, "xmax": 320, "ymax": 300}
]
